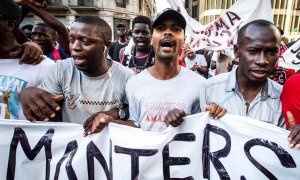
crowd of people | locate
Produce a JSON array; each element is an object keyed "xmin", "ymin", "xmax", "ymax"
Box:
[{"xmin": 0, "ymin": 0, "xmax": 300, "ymax": 151}]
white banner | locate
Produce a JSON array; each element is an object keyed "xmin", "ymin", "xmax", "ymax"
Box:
[
  {"xmin": 279, "ymin": 39, "xmax": 300, "ymax": 70},
  {"xmin": 167, "ymin": 0, "xmax": 273, "ymax": 51},
  {"xmin": 0, "ymin": 113, "xmax": 299, "ymax": 179}
]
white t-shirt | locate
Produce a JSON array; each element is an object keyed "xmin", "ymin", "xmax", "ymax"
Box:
[
  {"xmin": 39, "ymin": 58, "xmax": 133, "ymax": 124},
  {"xmin": 184, "ymin": 54, "xmax": 207, "ymax": 69},
  {"xmin": 126, "ymin": 67, "xmax": 206, "ymax": 132},
  {"xmin": 0, "ymin": 58, "xmax": 54, "ymax": 120}
]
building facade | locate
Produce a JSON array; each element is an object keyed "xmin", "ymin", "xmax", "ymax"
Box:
[
  {"xmin": 185, "ymin": 0, "xmax": 300, "ymax": 41},
  {"xmin": 21, "ymin": 0, "xmax": 156, "ymax": 40},
  {"xmin": 139, "ymin": 0, "xmax": 156, "ymax": 18}
]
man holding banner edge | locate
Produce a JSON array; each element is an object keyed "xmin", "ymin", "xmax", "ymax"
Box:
[{"xmin": 204, "ymin": 19, "xmax": 300, "ymax": 149}]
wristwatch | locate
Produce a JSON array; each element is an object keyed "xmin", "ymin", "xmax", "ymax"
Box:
[{"xmin": 119, "ymin": 107, "xmax": 128, "ymax": 120}]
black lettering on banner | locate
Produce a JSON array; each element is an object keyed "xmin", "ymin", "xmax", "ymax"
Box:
[
  {"xmin": 6, "ymin": 127, "xmax": 54, "ymax": 180},
  {"xmin": 291, "ymin": 45, "xmax": 300, "ymax": 54},
  {"xmin": 244, "ymin": 138, "xmax": 296, "ymax": 180},
  {"xmin": 225, "ymin": 11, "xmax": 241, "ymax": 26},
  {"xmin": 212, "ymin": 41, "xmax": 222, "ymax": 46},
  {"xmin": 202, "ymin": 124, "xmax": 231, "ymax": 180},
  {"xmin": 54, "ymin": 140, "xmax": 78, "ymax": 180},
  {"xmin": 163, "ymin": 133, "xmax": 195, "ymax": 180},
  {"xmin": 115, "ymin": 146, "xmax": 158, "ymax": 180},
  {"xmin": 291, "ymin": 45, "xmax": 300, "ymax": 65},
  {"xmin": 292, "ymin": 59, "xmax": 300, "ymax": 65},
  {"xmin": 87, "ymin": 141, "xmax": 112, "ymax": 180},
  {"xmin": 109, "ymin": 140, "xmax": 113, "ymax": 180},
  {"xmin": 206, "ymin": 25, "xmax": 214, "ymax": 36},
  {"xmin": 214, "ymin": 18, "xmax": 230, "ymax": 31}
]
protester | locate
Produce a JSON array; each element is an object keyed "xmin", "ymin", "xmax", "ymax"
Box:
[
  {"xmin": 281, "ymin": 73, "xmax": 300, "ymax": 149},
  {"xmin": 184, "ymin": 49, "xmax": 208, "ymax": 78},
  {"xmin": 204, "ymin": 19, "xmax": 300, "ymax": 149},
  {"xmin": 83, "ymin": 9, "xmax": 226, "ymax": 134},
  {"xmin": 19, "ymin": 16, "xmax": 132, "ymax": 124},
  {"xmin": 121, "ymin": 15, "xmax": 155, "ymax": 74},
  {"xmin": 206, "ymin": 20, "xmax": 283, "ymax": 126},
  {"xmin": 108, "ymin": 23, "xmax": 128, "ymax": 62},
  {"xmin": 281, "ymin": 74, "xmax": 300, "ymax": 127},
  {"xmin": 17, "ymin": 0, "xmax": 70, "ymax": 61},
  {"xmin": 0, "ymin": 0, "xmax": 54, "ymax": 120}
]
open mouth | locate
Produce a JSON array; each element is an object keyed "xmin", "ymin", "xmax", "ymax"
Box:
[
  {"xmin": 73, "ymin": 55, "xmax": 86, "ymax": 67},
  {"xmin": 160, "ymin": 41, "xmax": 174, "ymax": 48},
  {"xmin": 136, "ymin": 40, "xmax": 146, "ymax": 47},
  {"xmin": 159, "ymin": 39, "xmax": 175, "ymax": 52}
]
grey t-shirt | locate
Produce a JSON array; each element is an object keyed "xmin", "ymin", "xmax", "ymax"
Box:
[
  {"xmin": 39, "ymin": 58, "xmax": 132, "ymax": 124},
  {"xmin": 126, "ymin": 67, "xmax": 206, "ymax": 132}
]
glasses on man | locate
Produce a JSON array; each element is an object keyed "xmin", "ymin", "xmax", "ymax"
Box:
[{"xmin": 117, "ymin": 27, "xmax": 126, "ymax": 31}]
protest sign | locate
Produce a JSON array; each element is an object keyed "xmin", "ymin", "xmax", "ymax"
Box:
[
  {"xmin": 167, "ymin": 0, "xmax": 273, "ymax": 51},
  {"xmin": 279, "ymin": 39, "xmax": 300, "ymax": 70},
  {"xmin": 0, "ymin": 113, "xmax": 299, "ymax": 179}
]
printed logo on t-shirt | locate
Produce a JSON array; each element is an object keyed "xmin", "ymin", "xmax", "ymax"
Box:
[
  {"xmin": 0, "ymin": 75, "xmax": 27, "ymax": 119},
  {"xmin": 144, "ymin": 102, "xmax": 185, "ymax": 131},
  {"xmin": 65, "ymin": 91, "xmax": 80, "ymax": 109}
]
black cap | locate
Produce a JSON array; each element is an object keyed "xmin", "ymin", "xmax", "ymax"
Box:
[
  {"xmin": 152, "ymin": 8, "xmax": 186, "ymax": 29},
  {"xmin": 0, "ymin": 0, "xmax": 21, "ymax": 26}
]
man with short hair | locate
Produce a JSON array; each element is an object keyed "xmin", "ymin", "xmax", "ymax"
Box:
[
  {"xmin": 184, "ymin": 50, "xmax": 208, "ymax": 78},
  {"xmin": 108, "ymin": 23, "xmax": 128, "ymax": 62},
  {"xmin": 121, "ymin": 15, "xmax": 155, "ymax": 74},
  {"xmin": 19, "ymin": 16, "xmax": 132, "ymax": 124},
  {"xmin": 205, "ymin": 19, "xmax": 300, "ymax": 149},
  {"xmin": 0, "ymin": 0, "xmax": 53, "ymax": 120},
  {"xmin": 31, "ymin": 23, "xmax": 67, "ymax": 61},
  {"xmin": 18, "ymin": 0, "xmax": 70, "ymax": 61}
]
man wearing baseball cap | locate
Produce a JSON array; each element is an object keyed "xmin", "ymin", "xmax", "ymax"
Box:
[
  {"xmin": 108, "ymin": 23, "xmax": 128, "ymax": 62},
  {"xmin": 85, "ymin": 9, "xmax": 226, "ymax": 133},
  {"xmin": 126, "ymin": 8, "xmax": 226, "ymax": 131},
  {"xmin": 0, "ymin": 0, "xmax": 54, "ymax": 120}
]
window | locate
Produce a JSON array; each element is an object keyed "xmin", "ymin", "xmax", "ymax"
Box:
[
  {"xmin": 78, "ymin": 0, "xmax": 93, "ymax": 6},
  {"xmin": 49, "ymin": 0, "xmax": 62, "ymax": 6},
  {"xmin": 280, "ymin": 0, "xmax": 287, "ymax": 9},
  {"xmin": 275, "ymin": 0, "xmax": 280, "ymax": 9},
  {"xmin": 116, "ymin": 0, "xmax": 126, "ymax": 8},
  {"xmin": 192, "ymin": 5, "xmax": 198, "ymax": 18},
  {"xmin": 139, "ymin": 0, "xmax": 142, "ymax": 11},
  {"xmin": 221, "ymin": 0, "xmax": 226, "ymax": 9},
  {"xmin": 207, "ymin": 0, "xmax": 211, "ymax": 10},
  {"xmin": 216, "ymin": 0, "xmax": 221, "ymax": 9},
  {"xmin": 271, "ymin": 0, "xmax": 275, "ymax": 8},
  {"xmin": 297, "ymin": 0, "xmax": 300, "ymax": 8},
  {"xmin": 278, "ymin": 15, "xmax": 286, "ymax": 27},
  {"xmin": 273, "ymin": 14, "xmax": 278, "ymax": 25},
  {"xmin": 227, "ymin": 0, "xmax": 232, "ymax": 9},
  {"xmin": 292, "ymin": 16, "xmax": 299, "ymax": 33},
  {"xmin": 185, "ymin": 0, "xmax": 189, "ymax": 8}
]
